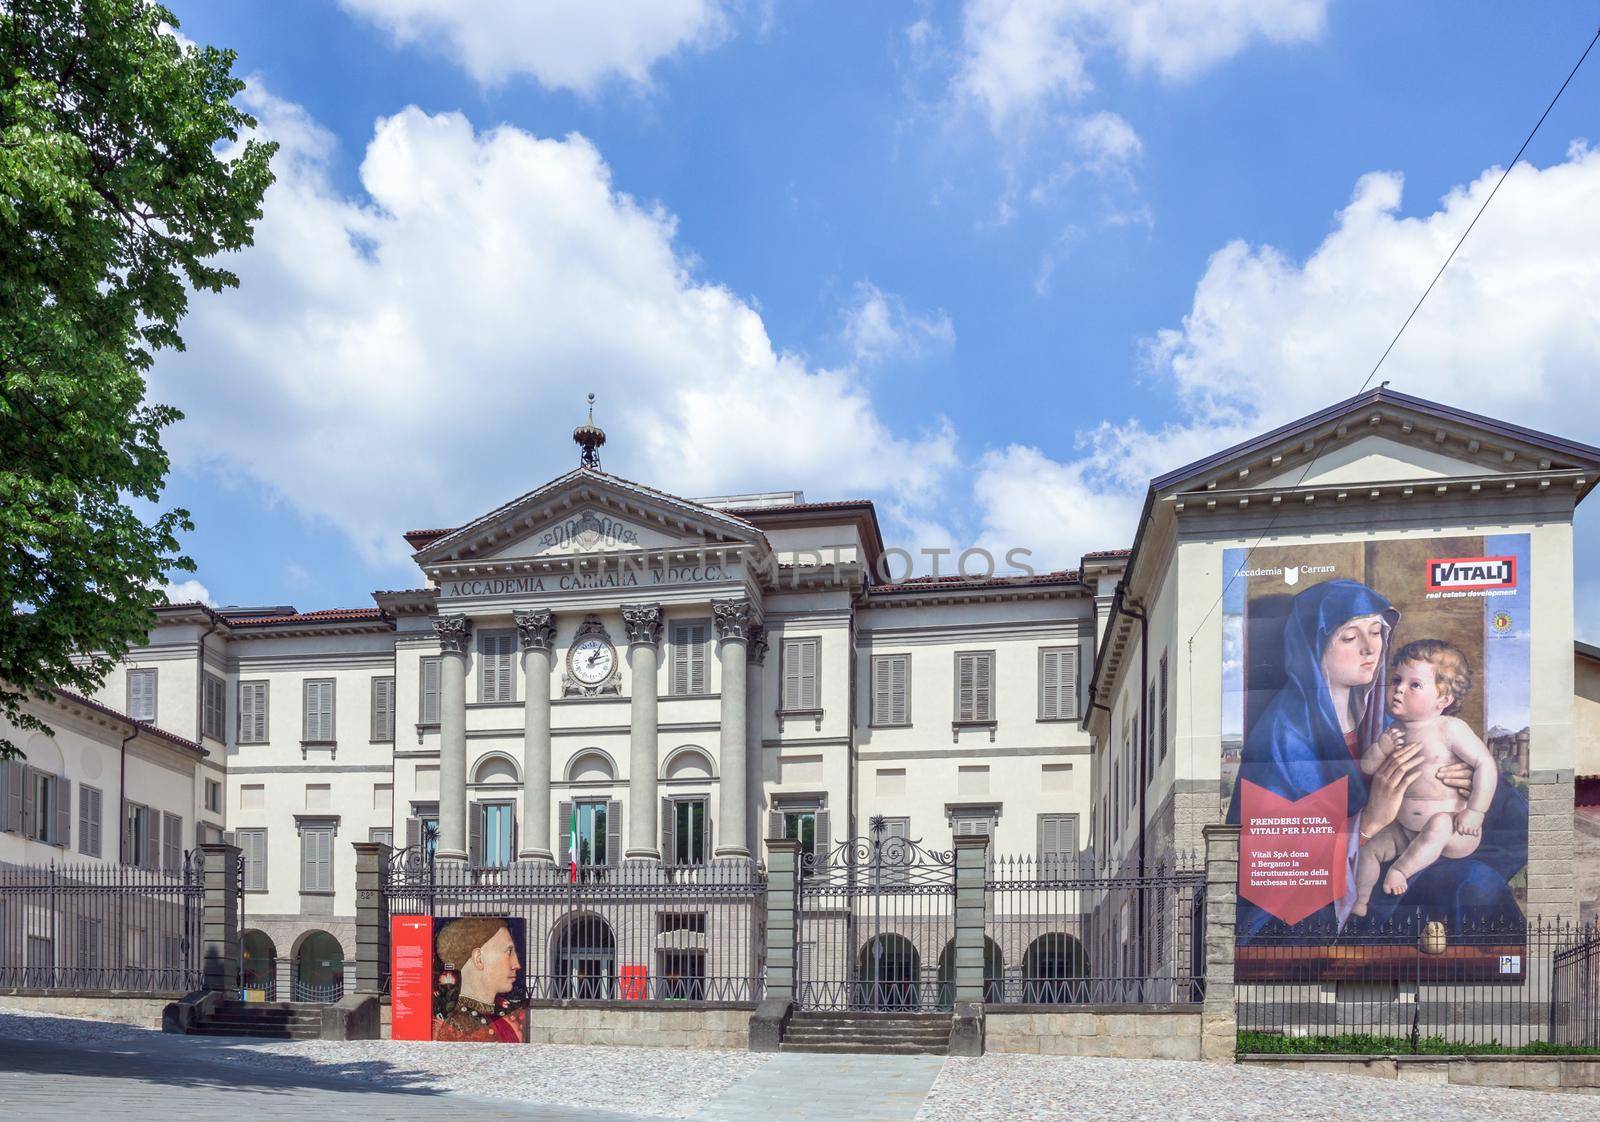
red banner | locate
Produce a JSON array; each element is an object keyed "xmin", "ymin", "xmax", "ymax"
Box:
[
  {"xmin": 390, "ymin": 915, "xmax": 433, "ymax": 1041},
  {"xmin": 620, "ymin": 964, "xmax": 648, "ymax": 1001},
  {"xmin": 1238, "ymin": 778, "xmax": 1348, "ymax": 925}
]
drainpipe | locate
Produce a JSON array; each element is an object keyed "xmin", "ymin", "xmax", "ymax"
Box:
[
  {"xmin": 1121, "ymin": 590, "xmax": 1150, "ymax": 993},
  {"xmin": 195, "ymin": 612, "xmax": 220, "ymax": 742},
  {"xmin": 118, "ymin": 726, "xmax": 136, "ymax": 864}
]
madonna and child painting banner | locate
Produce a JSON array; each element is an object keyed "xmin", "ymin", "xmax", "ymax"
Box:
[
  {"xmin": 1221, "ymin": 534, "xmax": 1530, "ymax": 980},
  {"xmin": 391, "ymin": 915, "xmax": 529, "ymax": 1042}
]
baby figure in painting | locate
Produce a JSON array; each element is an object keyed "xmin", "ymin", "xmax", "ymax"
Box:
[{"xmin": 1352, "ymin": 639, "xmax": 1498, "ymax": 916}]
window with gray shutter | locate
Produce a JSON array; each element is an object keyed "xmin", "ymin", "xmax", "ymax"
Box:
[
  {"xmin": 781, "ymin": 638, "xmax": 819, "ymax": 711},
  {"xmin": 202, "ymin": 673, "xmax": 226, "ymax": 740},
  {"xmin": 420, "ymin": 657, "xmax": 442, "ymax": 724},
  {"xmin": 238, "ymin": 829, "xmax": 267, "ymax": 891},
  {"xmin": 670, "ymin": 621, "xmax": 709, "ymax": 695},
  {"xmin": 371, "ymin": 676, "xmax": 396, "ymax": 742},
  {"xmin": 878, "ymin": 816, "xmax": 910, "ymax": 886},
  {"xmin": 1158, "ymin": 652, "xmax": 1170, "ymax": 761},
  {"xmin": 79, "ymin": 785, "xmax": 102, "ymax": 858},
  {"xmin": 125, "ymin": 803, "xmax": 158, "ymax": 870},
  {"xmin": 302, "ymin": 678, "xmax": 335, "ymax": 743},
  {"xmin": 301, "ymin": 824, "xmax": 334, "ymax": 892},
  {"xmin": 238, "ymin": 681, "xmax": 268, "ymax": 744},
  {"xmin": 369, "ymin": 827, "xmax": 393, "ymax": 848},
  {"xmin": 127, "ymin": 668, "xmax": 157, "ymax": 722},
  {"xmin": 1, "ymin": 759, "xmax": 23, "ymax": 834},
  {"xmin": 162, "ymin": 812, "xmax": 181, "ymax": 873},
  {"xmin": 1039, "ymin": 647, "xmax": 1078, "ymax": 720},
  {"xmin": 1038, "ymin": 814, "xmax": 1079, "ymax": 877},
  {"xmin": 478, "ymin": 631, "xmax": 515, "ymax": 703},
  {"xmin": 871, "ymin": 654, "xmax": 910, "ymax": 726},
  {"xmin": 955, "ymin": 651, "xmax": 995, "ymax": 722},
  {"xmin": 76, "ymin": 917, "xmax": 102, "ymax": 973}
]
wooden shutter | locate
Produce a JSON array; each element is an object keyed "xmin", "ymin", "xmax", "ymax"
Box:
[
  {"xmin": 54, "ymin": 778, "xmax": 70, "ymax": 848},
  {"xmin": 127, "ymin": 669, "xmax": 156, "ymax": 722},
  {"xmin": 371, "ymin": 677, "xmax": 396, "ymax": 742},
  {"xmin": 141, "ymin": 809, "xmax": 158, "ymax": 871},
  {"xmin": 660, "ymin": 797, "xmax": 674, "ymax": 863},
  {"xmin": 975, "ymin": 653, "xmax": 993, "ymax": 721},
  {"xmin": 605, "ymin": 800, "xmax": 622, "ymax": 867},
  {"xmin": 1158, "ymin": 653, "xmax": 1169, "ymax": 761},
  {"xmin": 468, "ymin": 801, "xmax": 483, "ymax": 867},
  {"xmin": 813, "ymin": 807, "xmax": 830, "ymax": 870},
  {"xmin": 1, "ymin": 759, "xmax": 21, "ymax": 833},
  {"xmin": 304, "ymin": 827, "xmax": 332, "ymax": 891},
  {"xmin": 702, "ymin": 802, "xmax": 712, "ymax": 864},
  {"xmin": 766, "ymin": 809, "xmax": 783, "ymax": 843},
  {"xmin": 162, "ymin": 812, "xmax": 180, "ymax": 872},
  {"xmin": 405, "ymin": 817, "xmax": 422, "ymax": 851},
  {"xmin": 1041, "ymin": 648, "xmax": 1077, "ymax": 720},
  {"xmin": 420, "ymin": 658, "xmax": 441, "ymax": 723},
  {"xmin": 872, "ymin": 655, "xmax": 908, "ymax": 725},
  {"xmin": 479, "ymin": 632, "xmax": 514, "ymax": 703},
  {"xmin": 203, "ymin": 675, "xmax": 224, "ymax": 739},
  {"xmin": 249, "ymin": 831, "xmax": 269, "ymax": 891},
  {"xmin": 672, "ymin": 622, "xmax": 708, "ymax": 696},
  {"xmin": 79, "ymin": 786, "xmax": 98, "ymax": 857},
  {"xmin": 239, "ymin": 681, "xmax": 268, "ymax": 743},
  {"xmin": 957, "ymin": 654, "xmax": 976, "ymax": 720},
  {"xmin": 783, "ymin": 638, "xmax": 818, "ymax": 711},
  {"xmin": 558, "ymin": 800, "xmax": 573, "ymax": 863}
]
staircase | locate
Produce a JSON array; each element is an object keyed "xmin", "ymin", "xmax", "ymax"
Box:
[
  {"xmin": 779, "ymin": 1011, "xmax": 950, "ymax": 1055},
  {"xmin": 184, "ymin": 999, "xmax": 327, "ymax": 1039}
]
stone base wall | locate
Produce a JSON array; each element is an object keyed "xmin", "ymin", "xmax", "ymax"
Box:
[
  {"xmin": 522, "ymin": 1002, "xmax": 756, "ymax": 1049},
  {"xmin": 1528, "ymin": 773, "xmax": 1579, "ymax": 920},
  {"xmin": 1240, "ymin": 1053, "xmax": 1600, "ymax": 1095},
  {"xmin": 0, "ymin": 991, "xmax": 181, "ymax": 1028},
  {"xmin": 985, "ymin": 1006, "xmax": 1202, "ymax": 1060}
]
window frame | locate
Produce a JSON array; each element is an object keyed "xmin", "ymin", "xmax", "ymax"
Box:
[
  {"xmin": 78, "ymin": 784, "xmax": 102, "ymax": 858},
  {"xmin": 202, "ymin": 672, "xmax": 226, "ymax": 741},
  {"xmin": 419, "ymin": 656, "xmax": 442, "ymax": 726},
  {"xmin": 237, "ymin": 827, "xmax": 268, "ymax": 892},
  {"xmin": 1037, "ymin": 646, "xmax": 1079, "ymax": 721},
  {"xmin": 669, "ymin": 619, "xmax": 711, "ymax": 697},
  {"xmin": 370, "ymin": 675, "xmax": 397, "ymax": 743},
  {"xmin": 870, "ymin": 653, "xmax": 911, "ymax": 727},
  {"xmin": 477, "ymin": 629, "xmax": 517, "ymax": 704},
  {"xmin": 779, "ymin": 636, "xmax": 821, "ymax": 714},
  {"xmin": 238, "ymin": 680, "xmax": 269, "ymax": 744},
  {"xmin": 297, "ymin": 818, "xmax": 337, "ymax": 894},
  {"xmin": 302, "ymin": 678, "xmax": 336, "ymax": 745},
  {"xmin": 671, "ymin": 796, "xmax": 708, "ymax": 867},
  {"xmin": 126, "ymin": 668, "xmax": 157, "ymax": 723},
  {"xmin": 953, "ymin": 649, "xmax": 996, "ymax": 725}
]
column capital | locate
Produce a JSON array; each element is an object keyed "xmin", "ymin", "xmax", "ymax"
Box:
[
  {"xmin": 433, "ymin": 613, "xmax": 472, "ymax": 655},
  {"xmin": 712, "ymin": 596, "xmax": 755, "ymax": 641},
  {"xmin": 620, "ymin": 602, "xmax": 664, "ymax": 646},
  {"xmin": 747, "ymin": 624, "xmax": 769, "ymax": 666},
  {"xmin": 514, "ymin": 608, "xmax": 557, "ymax": 651}
]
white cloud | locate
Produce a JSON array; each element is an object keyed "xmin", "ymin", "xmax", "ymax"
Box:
[
  {"xmin": 159, "ymin": 578, "xmax": 215, "ymax": 607},
  {"xmin": 840, "ymin": 281, "xmax": 956, "ymax": 366},
  {"xmin": 151, "ymin": 86, "xmax": 958, "ymax": 571},
  {"xmin": 338, "ymin": 0, "xmax": 730, "ymax": 91}
]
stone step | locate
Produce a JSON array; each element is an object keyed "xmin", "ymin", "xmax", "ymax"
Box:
[
  {"xmin": 779, "ymin": 1041, "xmax": 948, "ymax": 1055},
  {"xmin": 789, "ymin": 1013, "xmax": 950, "ymax": 1024},
  {"xmin": 199, "ymin": 1017, "xmax": 323, "ymax": 1031},
  {"xmin": 783, "ymin": 1032, "xmax": 950, "ymax": 1047},
  {"xmin": 187, "ymin": 1025, "xmax": 322, "ymax": 1039}
]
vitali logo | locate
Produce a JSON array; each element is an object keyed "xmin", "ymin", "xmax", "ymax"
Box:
[{"xmin": 1426, "ymin": 555, "xmax": 1517, "ymax": 592}]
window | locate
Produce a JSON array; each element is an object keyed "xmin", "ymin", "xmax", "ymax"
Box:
[
  {"xmin": 202, "ymin": 672, "xmax": 226, "ymax": 740},
  {"xmin": 75, "ymin": 917, "xmax": 102, "ymax": 974},
  {"xmin": 162, "ymin": 812, "xmax": 182, "ymax": 873},
  {"xmin": 371, "ymin": 676, "xmax": 396, "ymax": 741},
  {"xmin": 871, "ymin": 654, "xmax": 910, "ymax": 726},
  {"xmin": 238, "ymin": 829, "xmax": 268, "ymax": 891},
  {"xmin": 369, "ymin": 827, "xmax": 394, "ymax": 848},
  {"xmin": 951, "ymin": 811, "xmax": 996, "ymax": 838},
  {"xmin": 670, "ymin": 620, "xmax": 710, "ymax": 696},
  {"xmin": 1038, "ymin": 814, "xmax": 1079, "ymax": 877},
  {"xmin": 1158, "ymin": 652, "xmax": 1170, "ymax": 762},
  {"xmin": 300, "ymin": 822, "xmax": 335, "ymax": 892},
  {"xmin": 659, "ymin": 949, "xmax": 706, "ymax": 1000},
  {"xmin": 406, "ymin": 812, "xmax": 439, "ymax": 859},
  {"xmin": 26, "ymin": 768, "xmax": 66, "ymax": 846},
  {"xmin": 125, "ymin": 803, "xmax": 158, "ymax": 869},
  {"xmin": 666, "ymin": 797, "xmax": 708, "ymax": 866},
  {"xmin": 204, "ymin": 779, "xmax": 222, "ymax": 814},
  {"xmin": 302, "ymin": 678, "xmax": 335, "ymax": 743},
  {"xmin": 127, "ymin": 928, "xmax": 145, "ymax": 969},
  {"xmin": 26, "ymin": 935, "xmax": 53, "ymax": 986},
  {"xmin": 478, "ymin": 631, "xmax": 516, "ymax": 703},
  {"xmin": 779, "ymin": 806, "xmax": 829, "ymax": 874},
  {"xmin": 877, "ymin": 816, "xmax": 910, "ymax": 886},
  {"xmin": 79, "ymin": 785, "xmax": 102, "ymax": 858},
  {"xmin": 1145, "ymin": 681, "xmax": 1157, "ymax": 781},
  {"xmin": 781, "ymin": 637, "xmax": 820, "ymax": 711},
  {"xmin": 955, "ymin": 651, "xmax": 995, "ymax": 723},
  {"xmin": 471, "ymin": 801, "xmax": 516, "ymax": 868},
  {"xmin": 0, "ymin": 759, "xmax": 20, "ymax": 833},
  {"xmin": 569, "ymin": 801, "xmax": 612, "ymax": 874},
  {"xmin": 1039, "ymin": 647, "xmax": 1078, "ymax": 720},
  {"xmin": 126, "ymin": 668, "xmax": 157, "ymax": 722},
  {"xmin": 238, "ymin": 680, "xmax": 268, "ymax": 744},
  {"xmin": 419, "ymin": 657, "xmax": 442, "ymax": 725}
]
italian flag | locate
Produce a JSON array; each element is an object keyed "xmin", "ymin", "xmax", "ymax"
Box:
[{"xmin": 568, "ymin": 804, "xmax": 580, "ymax": 884}]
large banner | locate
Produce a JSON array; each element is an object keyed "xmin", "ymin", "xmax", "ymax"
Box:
[
  {"xmin": 391, "ymin": 915, "xmax": 528, "ymax": 1042},
  {"xmin": 1222, "ymin": 534, "xmax": 1530, "ymax": 979}
]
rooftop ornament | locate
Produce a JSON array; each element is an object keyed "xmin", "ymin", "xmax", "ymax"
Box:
[{"xmin": 573, "ymin": 392, "xmax": 606, "ymax": 470}]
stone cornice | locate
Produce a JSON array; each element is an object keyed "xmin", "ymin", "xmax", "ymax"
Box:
[{"xmin": 1172, "ymin": 468, "xmax": 1588, "ymax": 518}]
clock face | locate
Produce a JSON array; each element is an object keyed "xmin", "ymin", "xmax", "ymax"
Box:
[{"xmin": 570, "ymin": 637, "xmax": 616, "ymax": 685}]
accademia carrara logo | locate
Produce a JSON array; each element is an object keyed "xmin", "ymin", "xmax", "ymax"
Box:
[{"xmin": 1426, "ymin": 555, "xmax": 1517, "ymax": 592}]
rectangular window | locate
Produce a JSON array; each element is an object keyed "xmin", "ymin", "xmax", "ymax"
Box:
[
  {"xmin": 79, "ymin": 784, "xmax": 102, "ymax": 857},
  {"xmin": 478, "ymin": 631, "xmax": 516, "ymax": 703},
  {"xmin": 782, "ymin": 808, "xmax": 822, "ymax": 875},
  {"xmin": 575, "ymin": 801, "xmax": 608, "ymax": 871},
  {"xmin": 1039, "ymin": 647, "xmax": 1078, "ymax": 720},
  {"xmin": 302, "ymin": 678, "xmax": 335, "ymax": 743},
  {"xmin": 405, "ymin": 813, "xmax": 439, "ymax": 860},
  {"xmin": 951, "ymin": 812, "xmax": 995, "ymax": 838},
  {"xmin": 877, "ymin": 816, "xmax": 910, "ymax": 886},
  {"xmin": 238, "ymin": 828, "xmax": 268, "ymax": 891},
  {"xmin": 75, "ymin": 917, "xmax": 102, "ymax": 975},
  {"xmin": 369, "ymin": 827, "xmax": 393, "ymax": 848},
  {"xmin": 1158, "ymin": 652, "xmax": 1170, "ymax": 762},
  {"xmin": 955, "ymin": 651, "xmax": 995, "ymax": 723},
  {"xmin": 672, "ymin": 798, "xmax": 707, "ymax": 866},
  {"xmin": 871, "ymin": 654, "xmax": 910, "ymax": 726},
  {"xmin": 204, "ymin": 779, "xmax": 222, "ymax": 814},
  {"xmin": 781, "ymin": 637, "xmax": 820, "ymax": 711},
  {"xmin": 419, "ymin": 657, "xmax": 441, "ymax": 724},
  {"xmin": 162, "ymin": 812, "xmax": 182, "ymax": 874},
  {"xmin": 26, "ymin": 935, "xmax": 53, "ymax": 986},
  {"xmin": 238, "ymin": 680, "xmax": 269, "ymax": 744},
  {"xmin": 670, "ymin": 620, "xmax": 709, "ymax": 696},
  {"xmin": 126, "ymin": 803, "xmax": 157, "ymax": 869},
  {"xmin": 659, "ymin": 949, "xmax": 706, "ymax": 1001},
  {"xmin": 202, "ymin": 672, "xmax": 226, "ymax": 740},
  {"xmin": 126, "ymin": 668, "xmax": 157, "ymax": 722},
  {"xmin": 300, "ymin": 824, "xmax": 334, "ymax": 892},
  {"xmin": 370, "ymin": 676, "xmax": 396, "ymax": 742},
  {"xmin": 477, "ymin": 802, "xmax": 515, "ymax": 868},
  {"xmin": 26, "ymin": 768, "xmax": 65, "ymax": 846},
  {"xmin": 1038, "ymin": 813, "xmax": 1079, "ymax": 877}
]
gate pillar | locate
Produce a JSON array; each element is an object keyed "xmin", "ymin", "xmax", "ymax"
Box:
[
  {"xmin": 199, "ymin": 842, "xmax": 242, "ymax": 993},
  {"xmin": 751, "ymin": 836, "xmax": 799, "ymax": 1051},
  {"xmin": 950, "ymin": 834, "xmax": 989, "ymax": 1055},
  {"xmin": 353, "ymin": 841, "xmax": 393, "ymax": 995}
]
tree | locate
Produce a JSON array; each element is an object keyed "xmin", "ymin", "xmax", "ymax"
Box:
[{"xmin": 0, "ymin": 0, "xmax": 275, "ymax": 755}]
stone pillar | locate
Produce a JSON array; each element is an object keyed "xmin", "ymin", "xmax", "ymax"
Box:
[
  {"xmin": 352, "ymin": 841, "xmax": 391, "ymax": 994},
  {"xmin": 751, "ymin": 835, "xmax": 800, "ymax": 1052},
  {"xmin": 950, "ymin": 834, "xmax": 989, "ymax": 1055},
  {"xmin": 434, "ymin": 614, "xmax": 471, "ymax": 863},
  {"xmin": 515, "ymin": 609, "xmax": 557, "ymax": 862},
  {"xmin": 199, "ymin": 842, "xmax": 241, "ymax": 994},
  {"xmin": 745, "ymin": 627, "xmax": 768, "ymax": 859},
  {"xmin": 274, "ymin": 955, "xmax": 292, "ymax": 1002},
  {"xmin": 622, "ymin": 603, "xmax": 664, "ymax": 861},
  {"xmin": 1201, "ymin": 822, "xmax": 1240, "ymax": 1062},
  {"xmin": 713, "ymin": 597, "xmax": 752, "ymax": 859}
]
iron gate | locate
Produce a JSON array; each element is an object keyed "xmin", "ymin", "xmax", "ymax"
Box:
[{"xmin": 795, "ymin": 831, "xmax": 955, "ymax": 1011}]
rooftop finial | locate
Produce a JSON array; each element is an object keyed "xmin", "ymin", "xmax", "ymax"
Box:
[{"xmin": 573, "ymin": 392, "xmax": 606, "ymax": 470}]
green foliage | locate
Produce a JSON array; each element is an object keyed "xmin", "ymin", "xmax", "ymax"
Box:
[
  {"xmin": 1238, "ymin": 1030, "xmax": 1600, "ymax": 1056},
  {"xmin": 0, "ymin": 0, "xmax": 275, "ymax": 754}
]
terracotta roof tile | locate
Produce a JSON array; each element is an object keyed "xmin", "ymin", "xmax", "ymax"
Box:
[
  {"xmin": 51, "ymin": 690, "xmax": 205, "ymax": 756},
  {"xmin": 871, "ymin": 569, "xmax": 1081, "ymax": 594},
  {"xmin": 225, "ymin": 608, "xmax": 388, "ymax": 627}
]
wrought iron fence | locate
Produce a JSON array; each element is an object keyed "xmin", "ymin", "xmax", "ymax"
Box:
[
  {"xmin": 381, "ymin": 852, "xmax": 767, "ymax": 1004},
  {"xmin": 984, "ymin": 853, "xmax": 1205, "ymax": 1005},
  {"xmin": 0, "ymin": 854, "xmax": 206, "ymax": 993},
  {"xmin": 291, "ymin": 978, "xmax": 344, "ymax": 1004},
  {"xmin": 1237, "ymin": 914, "xmax": 1600, "ymax": 1052}
]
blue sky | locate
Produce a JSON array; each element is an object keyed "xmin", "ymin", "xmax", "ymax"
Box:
[{"xmin": 150, "ymin": 2, "xmax": 1600, "ymax": 640}]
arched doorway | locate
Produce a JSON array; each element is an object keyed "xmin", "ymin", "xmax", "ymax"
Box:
[
  {"xmin": 936, "ymin": 937, "xmax": 1004, "ymax": 1006},
  {"xmin": 241, "ymin": 930, "xmax": 277, "ymax": 1001},
  {"xmin": 1021, "ymin": 932, "xmax": 1090, "ymax": 1003},
  {"xmin": 550, "ymin": 914, "xmax": 616, "ymax": 1000},
  {"xmin": 293, "ymin": 930, "xmax": 344, "ymax": 1003},
  {"xmin": 857, "ymin": 934, "xmax": 920, "ymax": 1010}
]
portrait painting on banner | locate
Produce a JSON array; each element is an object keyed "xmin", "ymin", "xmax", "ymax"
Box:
[{"xmin": 431, "ymin": 916, "xmax": 528, "ymax": 1042}]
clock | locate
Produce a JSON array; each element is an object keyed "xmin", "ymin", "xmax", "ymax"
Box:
[{"xmin": 569, "ymin": 636, "xmax": 617, "ymax": 685}]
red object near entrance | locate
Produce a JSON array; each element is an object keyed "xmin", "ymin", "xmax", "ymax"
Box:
[
  {"xmin": 390, "ymin": 915, "xmax": 434, "ymax": 1040},
  {"xmin": 619, "ymin": 964, "xmax": 649, "ymax": 1000}
]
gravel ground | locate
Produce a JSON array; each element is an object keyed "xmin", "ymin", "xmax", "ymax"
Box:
[
  {"xmin": 917, "ymin": 1054, "xmax": 1597, "ymax": 1122},
  {"xmin": 0, "ymin": 1010, "xmax": 769, "ymax": 1119}
]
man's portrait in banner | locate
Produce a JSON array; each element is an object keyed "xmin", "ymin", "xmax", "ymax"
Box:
[
  {"xmin": 431, "ymin": 916, "xmax": 528, "ymax": 1042},
  {"xmin": 1221, "ymin": 534, "xmax": 1530, "ymax": 978}
]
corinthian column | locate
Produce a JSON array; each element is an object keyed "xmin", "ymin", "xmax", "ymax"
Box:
[
  {"xmin": 433, "ymin": 614, "xmax": 471, "ymax": 863},
  {"xmin": 746, "ymin": 626, "xmax": 768, "ymax": 860},
  {"xmin": 713, "ymin": 598, "xmax": 753, "ymax": 859},
  {"xmin": 622, "ymin": 603, "xmax": 664, "ymax": 861},
  {"xmin": 515, "ymin": 609, "xmax": 556, "ymax": 862}
]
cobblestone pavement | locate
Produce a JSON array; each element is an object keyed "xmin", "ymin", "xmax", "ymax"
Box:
[
  {"xmin": 696, "ymin": 1052, "xmax": 944, "ymax": 1121},
  {"xmin": 916, "ymin": 1054, "xmax": 1600, "ymax": 1121}
]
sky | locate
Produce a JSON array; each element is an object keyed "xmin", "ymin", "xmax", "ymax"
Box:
[{"xmin": 149, "ymin": 1, "xmax": 1600, "ymax": 642}]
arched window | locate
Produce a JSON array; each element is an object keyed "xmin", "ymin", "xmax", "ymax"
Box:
[
  {"xmin": 1021, "ymin": 932, "xmax": 1090, "ymax": 1003},
  {"xmin": 241, "ymin": 930, "xmax": 277, "ymax": 1001},
  {"xmin": 662, "ymin": 746, "xmax": 713, "ymax": 781},
  {"xmin": 549, "ymin": 914, "xmax": 617, "ymax": 1000},
  {"xmin": 472, "ymin": 754, "xmax": 519, "ymax": 785},
  {"xmin": 566, "ymin": 749, "xmax": 616, "ymax": 783},
  {"xmin": 858, "ymin": 934, "xmax": 921, "ymax": 1010},
  {"xmin": 936, "ymin": 937, "xmax": 1004, "ymax": 1006},
  {"xmin": 292, "ymin": 930, "xmax": 345, "ymax": 1003}
]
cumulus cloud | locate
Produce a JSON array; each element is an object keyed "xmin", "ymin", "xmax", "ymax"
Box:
[
  {"xmin": 150, "ymin": 86, "xmax": 958, "ymax": 570},
  {"xmin": 840, "ymin": 281, "xmax": 956, "ymax": 366},
  {"xmin": 159, "ymin": 578, "xmax": 215, "ymax": 607},
  {"xmin": 338, "ymin": 0, "xmax": 730, "ymax": 91}
]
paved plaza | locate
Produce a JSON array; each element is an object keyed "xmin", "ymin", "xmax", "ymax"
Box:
[{"xmin": 1, "ymin": 1011, "xmax": 1597, "ymax": 1120}]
